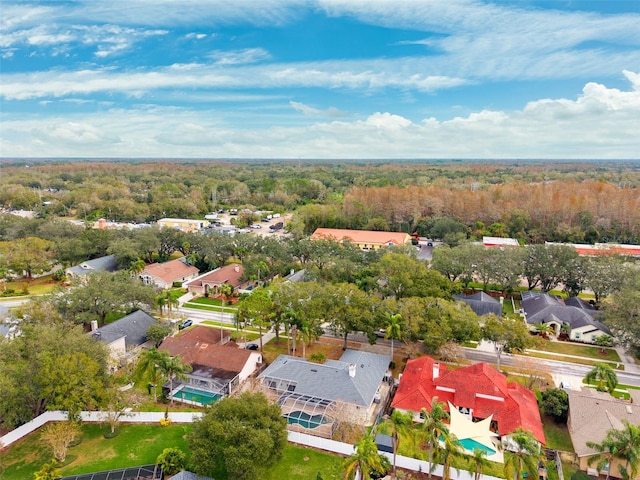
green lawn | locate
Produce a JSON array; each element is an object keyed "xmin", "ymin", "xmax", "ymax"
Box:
[
  {"xmin": 541, "ymin": 416, "xmax": 574, "ymax": 452},
  {"xmin": 523, "ymin": 351, "xmax": 624, "ymax": 370},
  {"xmin": 537, "ymin": 340, "xmax": 621, "ymax": 363},
  {"xmin": 182, "ymin": 302, "xmax": 236, "ymax": 314},
  {"xmin": 1, "ymin": 422, "xmax": 345, "ymax": 480},
  {"xmin": 2, "ymin": 274, "xmax": 60, "ymax": 296}
]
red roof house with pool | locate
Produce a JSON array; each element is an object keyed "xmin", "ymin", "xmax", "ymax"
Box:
[{"xmin": 392, "ymin": 356, "xmax": 545, "ymax": 456}]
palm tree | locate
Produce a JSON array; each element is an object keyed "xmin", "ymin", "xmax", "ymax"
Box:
[
  {"xmin": 129, "ymin": 258, "xmax": 146, "ymax": 276},
  {"xmin": 343, "ymin": 434, "xmax": 387, "ymax": 480},
  {"xmin": 419, "ymin": 399, "xmax": 450, "ymax": 480},
  {"xmin": 503, "ymin": 428, "xmax": 542, "ymax": 480},
  {"xmin": 155, "ymin": 292, "xmax": 168, "ymax": 315},
  {"xmin": 158, "ymin": 354, "xmax": 193, "ymax": 405},
  {"xmin": 136, "ymin": 347, "xmax": 167, "ymax": 402},
  {"xmin": 218, "ymin": 282, "xmax": 234, "ymax": 338},
  {"xmin": 471, "ymin": 448, "xmax": 491, "ymax": 480},
  {"xmin": 440, "ymin": 432, "xmax": 462, "ymax": 480},
  {"xmin": 389, "ymin": 409, "xmax": 413, "ymax": 479},
  {"xmin": 587, "ymin": 436, "xmax": 620, "ymax": 480},
  {"xmin": 585, "ymin": 362, "xmax": 618, "ymax": 393},
  {"xmin": 385, "ymin": 313, "xmax": 403, "ymax": 361},
  {"xmin": 611, "ymin": 421, "xmax": 640, "ymax": 480}
]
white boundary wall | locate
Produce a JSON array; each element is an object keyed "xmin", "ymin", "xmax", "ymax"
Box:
[{"xmin": 2, "ymin": 412, "xmax": 501, "ymax": 480}]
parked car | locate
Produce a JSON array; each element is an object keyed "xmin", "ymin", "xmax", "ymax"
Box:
[
  {"xmin": 179, "ymin": 319, "xmax": 193, "ymax": 330},
  {"xmin": 246, "ymin": 343, "xmax": 259, "ymax": 350},
  {"xmin": 251, "ymin": 224, "xmax": 262, "ymax": 229}
]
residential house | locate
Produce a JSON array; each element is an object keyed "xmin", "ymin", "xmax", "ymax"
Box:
[
  {"xmin": 483, "ymin": 236, "xmax": 520, "ymax": 248},
  {"xmin": 310, "ymin": 228, "xmax": 411, "ymax": 250},
  {"xmin": 521, "ymin": 291, "xmax": 611, "ymax": 343},
  {"xmin": 568, "ymin": 388, "xmax": 640, "ymax": 476},
  {"xmin": 392, "ymin": 356, "xmax": 545, "ymax": 458},
  {"xmin": 157, "ymin": 218, "xmax": 209, "ymax": 233},
  {"xmin": 57, "ymin": 465, "xmax": 162, "ymax": 480},
  {"xmin": 91, "ymin": 310, "xmax": 157, "ymax": 370},
  {"xmin": 259, "ymin": 350, "xmax": 391, "ymax": 438},
  {"xmin": 65, "ymin": 254, "xmax": 118, "ymax": 279},
  {"xmin": 183, "ymin": 263, "xmax": 246, "ymax": 296},
  {"xmin": 454, "ymin": 291, "xmax": 503, "ymax": 317},
  {"xmin": 547, "ymin": 241, "xmax": 640, "ymax": 257},
  {"xmin": 159, "ymin": 325, "xmax": 260, "ymax": 400},
  {"xmin": 140, "ymin": 258, "xmax": 199, "ymax": 289}
]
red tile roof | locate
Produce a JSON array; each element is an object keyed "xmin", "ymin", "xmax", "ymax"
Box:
[
  {"xmin": 310, "ymin": 228, "xmax": 410, "ymax": 246},
  {"xmin": 392, "ymin": 356, "xmax": 545, "ymax": 444},
  {"xmin": 160, "ymin": 326, "xmax": 251, "ymax": 380},
  {"xmin": 184, "ymin": 263, "xmax": 244, "ymax": 289}
]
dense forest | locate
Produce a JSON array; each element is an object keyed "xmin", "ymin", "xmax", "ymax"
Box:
[{"xmin": 1, "ymin": 159, "xmax": 639, "ymax": 244}]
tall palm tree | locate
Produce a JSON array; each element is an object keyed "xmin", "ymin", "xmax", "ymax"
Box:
[
  {"xmin": 343, "ymin": 434, "xmax": 387, "ymax": 480},
  {"xmin": 611, "ymin": 421, "xmax": 640, "ymax": 480},
  {"xmin": 385, "ymin": 313, "xmax": 403, "ymax": 361},
  {"xmin": 158, "ymin": 354, "xmax": 193, "ymax": 405},
  {"xmin": 129, "ymin": 258, "xmax": 146, "ymax": 276},
  {"xmin": 585, "ymin": 362, "xmax": 618, "ymax": 393},
  {"xmin": 136, "ymin": 347, "xmax": 167, "ymax": 402},
  {"xmin": 588, "ymin": 436, "xmax": 620, "ymax": 480},
  {"xmin": 218, "ymin": 282, "xmax": 234, "ymax": 338},
  {"xmin": 503, "ymin": 428, "xmax": 542, "ymax": 480},
  {"xmin": 439, "ymin": 432, "xmax": 462, "ymax": 480},
  {"xmin": 419, "ymin": 399, "xmax": 450, "ymax": 480},
  {"xmin": 471, "ymin": 448, "xmax": 491, "ymax": 480},
  {"xmin": 389, "ymin": 409, "xmax": 413, "ymax": 479}
]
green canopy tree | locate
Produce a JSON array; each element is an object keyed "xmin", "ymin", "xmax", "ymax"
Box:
[
  {"xmin": 0, "ymin": 236, "xmax": 55, "ymax": 279},
  {"xmin": 236, "ymin": 287, "xmax": 275, "ymax": 352},
  {"xmin": 585, "ymin": 363, "xmax": 618, "ymax": 394},
  {"xmin": 481, "ymin": 315, "xmax": 535, "ymax": 371},
  {"xmin": 188, "ymin": 392, "xmax": 287, "ymax": 479}
]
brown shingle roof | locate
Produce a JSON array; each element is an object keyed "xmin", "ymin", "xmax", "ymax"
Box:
[
  {"xmin": 568, "ymin": 389, "xmax": 640, "ymax": 457},
  {"xmin": 142, "ymin": 258, "xmax": 198, "ymax": 284},
  {"xmin": 160, "ymin": 326, "xmax": 250, "ymax": 380}
]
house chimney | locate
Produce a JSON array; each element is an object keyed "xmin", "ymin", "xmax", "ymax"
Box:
[
  {"xmin": 90, "ymin": 320, "xmax": 98, "ymax": 331},
  {"xmin": 234, "ymin": 264, "xmax": 240, "ymax": 272},
  {"xmin": 433, "ymin": 362, "xmax": 440, "ymax": 379},
  {"xmin": 348, "ymin": 364, "xmax": 356, "ymax": 378}
]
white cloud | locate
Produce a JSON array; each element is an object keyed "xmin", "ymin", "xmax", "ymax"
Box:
[
  {"xmin": 290, "ymin": 101, "xmax": 348, "ymax": 118},
  {"xmin": 209, "ymin": 48, "xmax": 272, "ymax": 65},
  {"xmin": 2, "ymin": 73, "xmax": 638, "ymax": 159}
]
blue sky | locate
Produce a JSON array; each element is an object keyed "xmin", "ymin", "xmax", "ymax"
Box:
[{"xmin": 1, "ymin": 0, "xmax": 639, "ymax": 159}]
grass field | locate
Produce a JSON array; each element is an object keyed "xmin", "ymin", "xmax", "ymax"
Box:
[
  {"xmin": 1, "ymin": 423, "xmax": 345, "ymax": 480},
  {"xmin": 538, "ymin": 340, "xmax": 621, "ymax": 363},
  {"xmin": 2, "ymin": 274, "xmax": 60, "ymax": 296},
  {"xmin": 541, "ymin": 416, "xmax": 574, "ymax": 452},
  {"xmin": 182, "ymin": 302, "xmax": 236, "ymax": 314}
]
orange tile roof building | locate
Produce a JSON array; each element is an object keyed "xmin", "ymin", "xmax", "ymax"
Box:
[
  {"xmin": 139, "ymin": 258, "xmax": 199, "ymax": 289},
  {"xmin": 392, "ymin": 356, "xmax": 545, "ymax": 445},
  {"xmin": 310, "ymin": 228, "xmax": 411, "ymax": 250}
]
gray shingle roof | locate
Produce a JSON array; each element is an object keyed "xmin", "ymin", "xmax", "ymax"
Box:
[
  {"xmin": 66, "ymin": 254, "xmax": 118, "ymax": 277},
  {"xmin": 259, "ymin": 349, "xmax": 390, "ymax": 407},
  {"xmin": 454, "ymin": 291, "xmax": 502, "ymax": 317},
  {"xmin": 521, "ymin": 292, "xmax": 611, "ymax": 335},
  {"xmin": 92, "ymin": 310, "xmax": 156, "ymax": 347},
  {"xmin": 170, "ymin": 472, "xmax": 214, "ymax": 480}
]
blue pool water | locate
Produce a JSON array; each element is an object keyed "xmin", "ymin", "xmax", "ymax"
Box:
[
  {"xmin": 286, "ymin": 411, "xmax": 328, "ymax": 429},
  {"xmin": 175, "ymin": 386, "xmax": 221, "ymax": 405},
  {"xmin": 458, "ymin": 438, "xmax": 496, "ymax": 455}
]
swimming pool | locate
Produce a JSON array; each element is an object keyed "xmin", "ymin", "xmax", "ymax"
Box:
[
  {"xmin": 457, "ymin": 438, "xmax": 496, "ymax": 455},
  {"xmin": 173, "ymin": 386, "xmax": 221, "ymax": 406},
  {"xmin": 286, "ymin": 411, "xmax": 328, "ymax": 429}
]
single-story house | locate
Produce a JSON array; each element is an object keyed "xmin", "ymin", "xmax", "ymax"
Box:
[
  {"xmin": 183, "ymin": 263, "xmax": 246, "ymax": 296},
  {"xmin": 568, "ymin": 388, "xmax": 640, "ymax": 476},
  {"xmin": 310, "ymin": 228, "xmax": 411, "ymax": 250},
  {"xmin": 454, "ymin": 291, "xmax": 503, "ymax": 317},
  {"xmin": 159, "ymin": 325, "xmax": 260, "ymax": 400},
  {"xmin": 521, "ymin": 291, "xmax": 611, "ymax": 344},
  {"xmin": 140, "ymin": 258, "xmax": 199, "ymax": 289},
  {"xmin": 157, "ymin": 218, "xmax": 209, "ymax": 232},
  {"xmin": 91, "ymin": 310, "xmax": 157, "ymax": 370},
  {"xmin": 65, "ymin": 254, "xmax": 118, "ymax": 279},
  {"xmin": 483, "ymin": 236, "xmax": 520, "ymax": 248},
  {"xmin": 259, "ymin": 350, "xmax": 391, "ymax": 437},
  {"xmin": 392, "ymin": 356, "xmax": 545, "ymax": 457}
]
